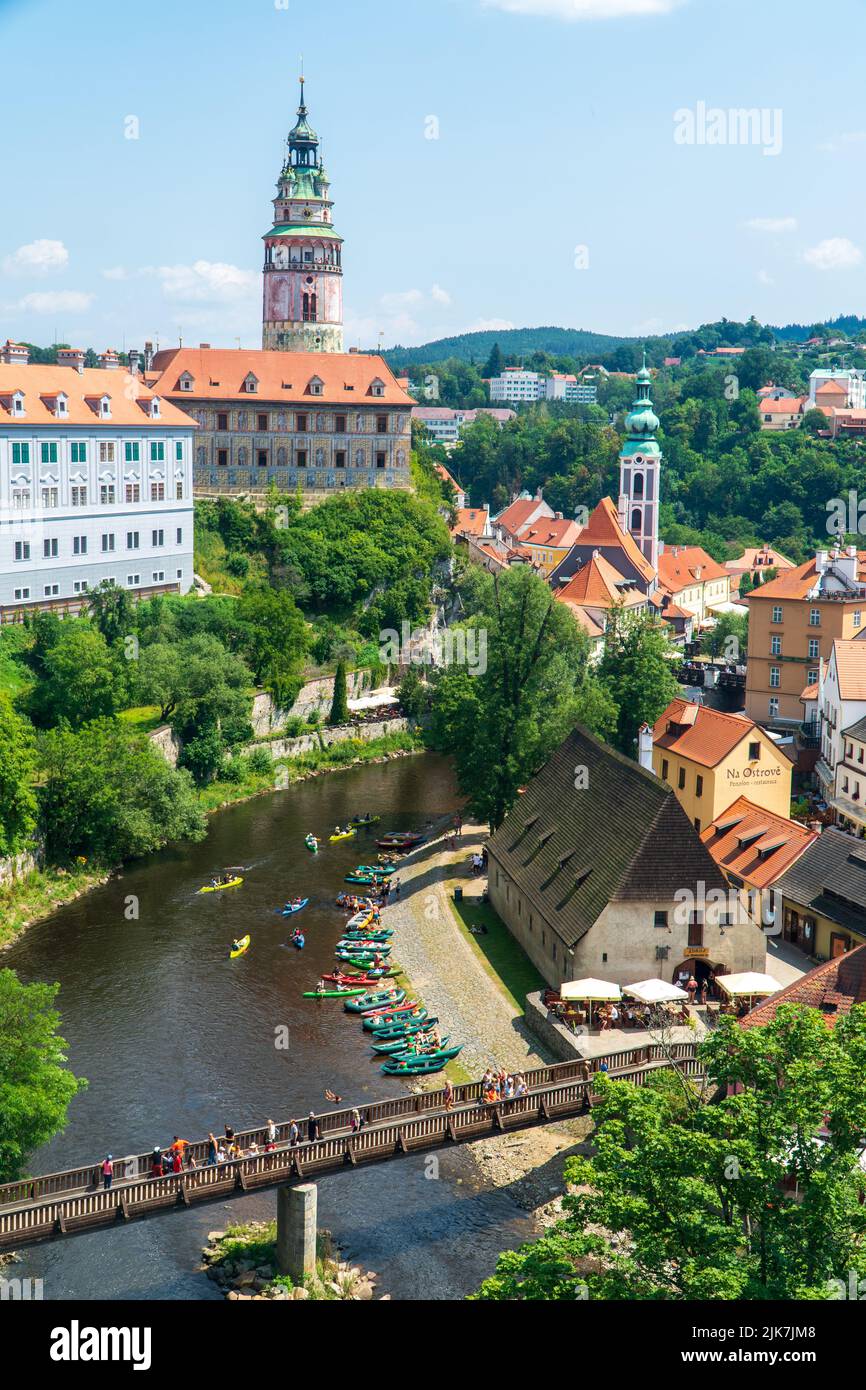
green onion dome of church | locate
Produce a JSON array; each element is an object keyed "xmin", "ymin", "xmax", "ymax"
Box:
[{"xmin": 625, "ymin": 355, "xmax": 660, "ymax": 437}]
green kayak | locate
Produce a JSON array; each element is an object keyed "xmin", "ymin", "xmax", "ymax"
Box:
[
  {"xmin": 355, "ymin": 865, "xmax": 395, "ymax": 877},
  {"xmin": 345, "ymin": 874, "xmax": 377, "ymax": 885},
  {"xmin": 302, "ymin": 988, "xmax": 366, "ymax": 999},
  {"xmin": 372, "ymin": 1033, "xmax": 449, "ymax": 1056},
  {"xmin": 380, "ymin": 1053, "xmax": 459, "ymax": 1076},
  {"xmin": 389, "ymin": 1043, "xmax": 462, "ymax": 1064},
  {"xmin": 350, "ymin": 816, "xmax": 381, "ymax": 827},
  {"xmin": 367, "ymin": 1011, "xmax": 433, "ymax": 1038},
  {"xmin": 344, "ymin": 988, "xmax": 406, "ymax": 1014}
]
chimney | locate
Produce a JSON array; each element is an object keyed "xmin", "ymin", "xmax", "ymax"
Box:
[
  {"xmin": 143, "ymin": 341, "xmax": 154, "ymax": 371},
  {"xmin": 199, "ymin": 342, "xmax": 211, "ymax": 350},
  {"xmin": 617, "ymin": 492, "xmax": 629, "ymax": 532},
  {"xmin": 535, "ymin": 488, "xmax": 543, "ymax": 501},
  {"xmin": 57, "ymin": 347, "xmax": 85, "ymax": 374},
  {"xmin": 555, "ymin": 511, "xmax": 563, "ymax": 521},
  {"xmin": 1, "ymin": 340, "xmax": 29, "ymax": 365},
  {"xmin": 815, "ymin": 549, "xmax": 829, "ymax": 574},
  {"xmin": 128, "ymin": 349, "xmax": 141, "ymax": 376},
  {"xmin": 637, "ymin": 723, "xmax": 655, "ymax": 773},
  {"xmin": 98, "ymin": 348, "xmax": 119, "ymax": 370}
]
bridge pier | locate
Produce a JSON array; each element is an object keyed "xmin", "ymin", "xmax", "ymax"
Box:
[{"xmin": 276, "ymin": 1183, "xmax": 317, "ymax": 1282}]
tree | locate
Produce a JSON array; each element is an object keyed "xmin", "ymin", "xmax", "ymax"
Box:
[
  {"xmin": 475, "ymin": 1007, "xmax": 866, "ymax": 1301},
  {"xmin": 0, "ymin": 694, "xmax": 38, "ymax": 855},
  {"xmin": 397, "ymin": 665, "xmax": 428, "ymax": 721},
  {"xmin": 701, "ymin": 609, "xmax": 748, "ymax": 663},
  {"xmin": 427, "ymin": 567, "xmax": 617, "ymax": 828},
  {"xmin": 26, "ymin": 623, "xmax": 120, "ymax": 728},
  {"xmin": 0, "ymin": 970, "xmax": 87, "ymax": 1182},
  {"xmin": 135, "ymin": 642, "xmax": 187, "ymax": 721},
  {"xmin": 328, "ymin": 659, "xmax": 350, "ymax": 725},
  {"xmin": 87, "ymin": 579, "xmax": 135, "ymax": 647},
  {"xmin": 236, "ymin": 584, "xmax": 309, "ymax": 707},
  {"xmin": 597, "ymin": 609, "xmax": 680, "ymax": 756},
  {"xmin": 38, "ymin": 719, "xmax": 206, "ymax": 863}
]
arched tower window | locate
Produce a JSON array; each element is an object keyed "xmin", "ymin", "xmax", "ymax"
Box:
[
  {"xmin": 631, "ymin": 508, "xmax": 642, "ymax": 532},
  {"xmin": 633, "ymin": 472, "xmax": 644, "ymax": 498}
]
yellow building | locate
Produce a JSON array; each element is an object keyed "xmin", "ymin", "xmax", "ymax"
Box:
[
  {"xmin": 745, "ymin": 547, "xmax": 866, "ymax": 725},
  {"xmin": 651, "ymin": 698, "xmax": 792, "ymax": 833}
]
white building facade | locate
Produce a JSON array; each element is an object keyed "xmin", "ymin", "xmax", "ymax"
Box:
[{"xmin": 0, "ymin": 352, "xmax": 195, "ymax": 620}]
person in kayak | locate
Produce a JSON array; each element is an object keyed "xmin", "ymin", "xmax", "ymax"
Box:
[
  {"xmin": 231, "ymin": 938, "xmax": 243, "ymax": 955},
  {"xmin": 314, "ymin": 979, "xmax": 326, "ymax": 997}
]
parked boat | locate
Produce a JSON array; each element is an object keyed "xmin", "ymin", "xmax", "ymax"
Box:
[
  {"xmin": 337, "ymin": 954, "xmax": 391, "ymax": 970},
  {"xmin": 344, "ymin": 873, "xmax": 377, "ymax": 885},
  {"xmin": 371, "ymin": 1031, "xmax": 448, "ymax": 1055},
  {"xmin": 380, "ymin": 1053, "xmax": 459, "ymax": 1076},
  {"xmin": 341, "ymin": 928, "xmax": 392, "ymax": 941},
  {"xmin": 361, "ymin": 1001, "xmax": 424, "ymax": 1026},
  {"xmin": 323, "ymin": 970, "xmax": 395, "ymax": 986},
  {"xmin": 282, "ymin": 898, "xmax": 309, "ymax": 916},
  {"xmin": 229, "ymin": 935, "xmax": 250, "ymax": 958},
  {"xmin": 390, "ymin": 1043, "xmax": 462, "ymax": 1065},
  {"xmin": 355, "ymin": 864, "xmax": 395, "ymax": 877},
  {"xmin": 343, "ymin": 988, "xmax": 406, "ymax": 1014},
  {"xmin": 366, "ymin": 1009, "xmax": 432, "ymax": 1036},
  {"xmin": 302, "ymin": 987, "xmax": 366, "ymax": 999},
  {"xmin": 345, "ymin": 910, "xmax": 375, "ymax": 930}
]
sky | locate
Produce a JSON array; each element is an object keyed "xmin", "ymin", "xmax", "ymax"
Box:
[{"xmin": 1, "ymin": 0, "xmax": 865, "ymax": 352}]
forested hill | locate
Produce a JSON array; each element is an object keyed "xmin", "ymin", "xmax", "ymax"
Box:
[{"xmin": 385, "ymin": 326, "xmax": 633, "ymax": 367}]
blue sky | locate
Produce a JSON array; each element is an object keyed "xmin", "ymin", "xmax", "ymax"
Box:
[{"xmin": 2, "ymin": 0, "xmax": 865, "ymax": 351}]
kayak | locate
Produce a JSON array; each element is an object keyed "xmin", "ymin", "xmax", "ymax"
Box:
[
  {"xmin": 343, "ymin": 988, "xmax": 406, "ymax": 1014},
  {"xmin": 356, "ymin": 865, "xmax": 395, "ymax": 877},
  {"xmin": 290, "ymin": 935, "xmax": 305, "ymax": 950},
  {"xmin": 229, "ymin": 935, "xmax": 251, "ymax": 959},
  {"xmin": 378, "ymin": 1050, "xmax": 461, "ymax": 1073},
  {"xmin": 337, "ymin": 955, "xmax": 392, "ymax": 970},
  {"xmin": 323, "ymin": 971, "xmax": 396, "ymax": 986},
  {"xmin": 200, "ymin": 877, "xmax": 243, "ymax": 893},
  {"xmin": 390, "ymin": 1043, "xmax": 462, "ymax": 1064},
  {"xmin": 341, "ymin": 928, "xmax": 392, "ymax": 940},
  {"xmin": 337, "ymin": 937, "xmax": 391, "ymax": 950},
  {"xmin": 350, "ymin": 815, "xmax": 381, "ymax": 827},
  {"xmin": 360, "ymin": 1000, "xmax": 422, "ymax": 1024},
  {"xmin": 345, "ymin": 910, "xmax": 374, "ymax": 930},
  {"xmin": 345, "ymin": 874, "xmax": 377, "ymax": 886},
  {"xmin": 366, "ymin": 1009, "xmax": 431, "ymax": 1035},
  {"xmin": 372, "ymin": 1032, "xmax": 448, "ymax": 1055},
  {"xmin": 282, "ymin": 898, "xmax": 309, "ymax": 916},
  {"xmin": 305, "ymin": 835, "xmax": 319, "ymax": 853},
  {"xmin": 329, "ymin": 829, "xmax": 356, "ymax": 842},
  {"xmin": 302, "ymin": 987, "xmax": 366, "ymax": 999}
]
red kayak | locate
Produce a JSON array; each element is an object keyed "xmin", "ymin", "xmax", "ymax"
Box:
[
  {"xmin": 359, "ymin": 1000, "xmax": 419, "ymax": 1019},
  {"xmin": 323, "ymin": 972, "xmax": 387, "ymax": 987}
]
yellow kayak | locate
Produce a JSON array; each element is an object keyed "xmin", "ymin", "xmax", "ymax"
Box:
[
  {"xmin": 229, "ymin": 935, "xmax": 251, "ymax": 959},
  {"xmin": 199, "ymin": 877, "xmax": 244, "ymax": 893},
  {"xmin": 329, "ymin": 829, "xmax": 356, "ymax": 842}
]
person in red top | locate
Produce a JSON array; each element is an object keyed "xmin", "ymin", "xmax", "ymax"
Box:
[{"xmin": 171, "ymin": 1149, "xmax": 183, "ymax": 1174}]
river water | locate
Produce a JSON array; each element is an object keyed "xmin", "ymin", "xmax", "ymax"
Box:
[{"xmin": 5, "ymin": 754, "xmax": 536, "ymax": 1301}]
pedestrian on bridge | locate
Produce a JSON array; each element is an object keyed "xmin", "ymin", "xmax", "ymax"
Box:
[
  {"xmin": 308, "ymin": 1112, "xmax": 320, "ymax": 1143},
  {"xmin": 101, "ymin": 1155, "xmax": 113, "ymax": 1190},
  {"xmin": 206, "ymin": 1133, "xmax": 218, "ymax": 1166},
  {"xmin": 443, "ymin": 1078, "xmax": 454, "ymax": 1111}
]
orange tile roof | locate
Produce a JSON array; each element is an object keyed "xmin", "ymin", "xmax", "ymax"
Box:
[
  {"xmin": 748, "ymin": 553, "xmax": 866, "ymax": 601},
  {"xmin": 555, "ymin": 553, "xmax": 644, "ymax": 610},
  {"xmin": 832, "ymin": 639, "xmax": 866, "ymax": 701},
  {"xmin": 434, "ymin": 462, "xmax": 462, "ymax": 494},
  {"xmin": 452, "ymin": 507, "xmax": 489, "ymax": 538},
  {"xmin": 148, "ymin": 347, "xmax": 412, "ymax": 407},
  {"xmin": 656, "ymin": 545, "xmax": 728, "ymax": 592},
  {"xmin": 560, "ymin": 604, "xmax": 605, "ymax": 639},
  {"xmin": 0, "ymin": 363, "xmax": 195, "ymax": 428},
  {"xmin": 495, "ymin": 496, "xmax": 553, "ymax": 535},
  {"xmin": 760, "ymin": 396, "xmax": 806, "ymax": 414},
  {"xmin": 701, "ymin": 795, "xmax": 817, "ymax": 892},
  {"xmin": 652, "ymin": 697, "xmax": 756, "ymax": 768},
  {"xmin": 578, "ymin": 497, "xmax": 656, "ymax": 584},
  {"xmin": 726, "ymin": 545, "xmax": 795, "ymax": 573},
  {"xmin": 521, "ymin": 518, "xmax": 583, "ymax": 548},
  {"xmin": 815, "ymin": 380, "xmax": 848, "ymax": 396}
]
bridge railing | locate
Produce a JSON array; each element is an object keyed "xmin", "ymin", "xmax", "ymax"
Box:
[
  {"xmin": 0, "ymin": 1049, "xmax": 707, "ymax": 1250},
  {"xmin": 0, "ymin": 1043, "xmax": 699, "ymax": 1212}
]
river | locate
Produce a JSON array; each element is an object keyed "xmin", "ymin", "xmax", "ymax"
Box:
[{"xmin": 4, "ymin": 754, "xmax": 536, "ymax": 1301}]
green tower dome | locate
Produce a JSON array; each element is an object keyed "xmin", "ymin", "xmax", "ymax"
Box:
[{"xmin": 625, "ymin": 353, "xmax": 659, "ymax": 437}]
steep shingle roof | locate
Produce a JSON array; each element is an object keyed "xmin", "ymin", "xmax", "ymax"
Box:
[
  {"xmin": 486, "ymin": 725, "xmax": 728, "ymax": 949},
  {"xmin": 148, "ymin": 347, "xmax": 412, "ymax": 406},
  {"xmin": 774, "ymin": 828, "xmax": 866, "ymax": 927},
  {"xmin": 652, "ymin": 698, "xmax": 755, "ymax": 768},
  {"xmin": 701, "ymin": 795, "xmax": 817, "ymax": 890},
  {"xmin": 741, "ymin": 943, "xmax": 866, "ymax": 1029}
]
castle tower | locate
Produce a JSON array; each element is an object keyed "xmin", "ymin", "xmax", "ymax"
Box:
[
  {"xmin": 262, "ymin": 77, "xmax": 344, "ymax": 353},
  {"xmin": 618, "ymin": 354, "xmax": 661, "ymax": 587}
]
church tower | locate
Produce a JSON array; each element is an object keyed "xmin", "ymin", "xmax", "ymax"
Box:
[
  {"xmin": 262, "ymin": 78, "xmax": 344, "ymax": 353},
  {"xmin": 618, "ymin": 354, "xmax": 661, "ymax": 587}
]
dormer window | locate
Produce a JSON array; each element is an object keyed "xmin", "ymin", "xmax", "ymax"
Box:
[
  {"xmin": 12, "ymin": 390, "xmax": 25, "ymax": 417},
  {"xmin": 178, "ymin": 372, "xmax": 194, "ymax": 392},
  {"xmin": 370, "ymin": 378, "xmax": 385, "ymax": 397},
  {"xmin": 308, "ymin": 376, "xmax": 324, "ymax": 396},
  {"xmin": 243, "ymin": 373, "xmax": 259, "ymax": 394},
  {"xmin": 147, "ymin": 397, "xmax": 161, "ymax": 419},
  {"xmin": 100, "ymin": 395, "xmax": 111, "ymax": 418}
]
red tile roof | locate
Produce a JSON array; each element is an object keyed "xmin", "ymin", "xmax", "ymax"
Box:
[
  {"xmin": 578, "ymin": 497, "xmax": 656, "ymax": 584},
  {"xmin": 495, "ymin": 496, "xmax": 553, "ymax": 536},
  {"xmin": 521, "ymin": 518, "xmax": 583, "ymax": 548},
  {"xmin": 452, "ymin": 507, "xmax": 489, "ymax": 538},
  {"xmin": 740, "ymin": 943, "xmax": 866, "ymax": 1029},
  {"xmin": 555, "ymin": 553, "xmax": 644, "ymax": 610},
  {"xmin": 656, "ymin": 545, "xmax": 728, "ymax": 592},
  {"xmin": 0, "ymin": 363, "xmax": 194, "ymax": 428},
  {"xmin": 749, "ymin": 553, "xmax": 866, "ymax": 601},
  {"xmin": 148, "ymin": 347, "xmax": 412, "ymax": 406}
]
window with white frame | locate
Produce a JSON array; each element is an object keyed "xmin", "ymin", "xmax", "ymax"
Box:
[
  {"xmin": 150, "ymin": 482, "xmax": 165, "ymax": 501},
  {"xmin": 101, "ymin": 533, "xmax": 115, "ymax": 553},
  {"xmin": 100, "ymin": 441, "xmax": 116, "ymax": 464},
  {"xmin": 770, "ymin": 666, "xmax": 780, "ymax": 688},
  {"xmin": 43, "ymin": 538, "xmax": 58, "ymax": 558},
  {"xmin": 14, "ymin": 588, "xmax": 31, "ymax": 601},
  {"xmin": 41, "ymin": 487, "xmax": 59, "ymax": 507},
  {"xmin": 127, "ymin": 531, "xmax": 139, "ymax": 550},
  {"xmin": 125, "ymin": 483, "xmax": 141, "ymax": 503},
  {"xmin": 771, "ymin": 635, "xmax": 782, "ymax": 656},
  {"xmin": 13, "ymin": 541, "xmax": 30, "ymax": 561},
  {"xmin": 73, "ymin": 536, "xmax": 87, "ymax": 555},
  {"xmin": 100, "ymin": 484, "xmax": 116, "ymax": 504},
  {"xmin": 809, "ymin": 608, "xmax": 821, "ymax": 626},
  {"xmin": 808, "ymin": 638, "xmax": 820, "ymax": 659},
  {"xmin": 71, "ymin": 486, "xmax": 87, "ymax": 506}
]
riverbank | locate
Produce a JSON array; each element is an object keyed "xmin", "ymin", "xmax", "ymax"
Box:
[
  {"xmin": 200, "ymin": 1222, "xmax": 386, "ymax": 1301},
  {"xmin": 0, "ymin": 729, "xmax": 422, "ymax": 952}
]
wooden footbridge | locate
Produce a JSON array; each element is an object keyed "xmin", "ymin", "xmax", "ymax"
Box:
[{"xmin": 0, "ymin": 1042, "xmax": 703, "ymax": 1252}]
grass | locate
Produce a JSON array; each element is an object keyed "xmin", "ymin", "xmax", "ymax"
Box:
[
  {"xmin": 0, "ymin": 864, "xmax": 110, "ymax": 949},
  {"xmin": 118, "ymin": 705, "xmax": 164, "ymax": 734},
  {"xmin": 449, "ymin": 896, "xmax": 546, "ymax": 1013}
]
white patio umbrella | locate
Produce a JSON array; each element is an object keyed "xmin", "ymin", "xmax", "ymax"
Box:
[
  {"xmin": 717, "ymin": 971, "xmax": 781, "ymax": 999},
  {"xmin": 623, "ymin": 978, "xmax": 689, "ymax": 1004},
  {"xmin": 561, "ymin": 978, "xmax": 622, "ymax": 1001}
]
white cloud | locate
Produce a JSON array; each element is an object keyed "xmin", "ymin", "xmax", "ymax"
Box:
[
  {"xmin": 817, "ymin": 130, "xmax": 866, "ymax": 154},
  {"xmin": 431, "ymin": 283, "xmax": 452, "ymax": 306},
  {"xmin": 481, "ymin": 0, "xmax": 684, "ymax": 18},
  {"xmin": 154, "ymin": 259, "xmax": 258, "ymax": 303},
  {"xmin": 381, "ymin": 288, "xmax": 425, "ymax": 309},
  {"xmin": 102, "ymin": 266, "xmax": 130, "ymax": 281},
  {"xmin": 16, "ymin": 290, "xmax": 94, "ymax": 314},
  {"xmin": 802, "ymin": 237, "xmax": 863, "ymax": 272},
  {"xmin": 744, "ymin": 217, "xmax": 797, "ymax": 233},
  {"xmin": 757, "ymin": 269, "xmax": 774, "ymax": 286},
  {"xmin": 461, "ymin": 317, "xmax": 515, "ymax": 334},
  {"xmin": 3, "ymin": 239, "xmax": 69, "ymax": 275}
]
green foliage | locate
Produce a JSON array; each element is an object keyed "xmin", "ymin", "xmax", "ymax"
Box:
[
  {"xmin": 597, "ymin": 610, "xmax": 681, "ymax": 756},
  {"xmin": 0, "ymin": 969, "xmax": 86, "ymax": 1182},
  {"xmin": 25, "ymin": 622, "xmax": 121, "ymax": 728},
  {"xmin": 427, "ymin": 566, "xmax": 617, "ymax": 828},
  {"xmin": 86, "ymin": 579, "xmax": 136, "ymax": 646},
  {"xmin": 701, "ymin": 609, "xmax": 748, "ymax": 662},
  {"xmin": 38, "ymin": 719, "xmax": 206, "ymax": 863},
  {"xmin": 328, "ymin": 659, "xmax": 350, "ymax": 725},
  {"xmin": 235, "ymin": 583, "xmax": 309, "ymax": 707},
  {"xmin": 0, "ymin": 694, "xmax": 38, "ymax": 856},
  {"xmin": 397, "ymin": 665, "xmax": 428, "ymax": 721},
  {"xmin": 475, "ymin": 1007, "xmax": 866, "ymax": 1301}
]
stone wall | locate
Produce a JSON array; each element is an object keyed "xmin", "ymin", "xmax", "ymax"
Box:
[
  {"xmin": 524, "ymin": 991, "xmax": 587, "ymax": 1062},
  {"xmin": 251, "ymin": 670, "xmax": 372, "ymax": 736},
  {"xmin": 0, "ymin": 844, "xmax": 43, "ymax": 888},
  {"xmin": 148, "ymin": 724, "xmax": 182, "ymax": 767},
  {"xmin": 245, "ymin": 716, "xmax": 408, "ymax": 762}
]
